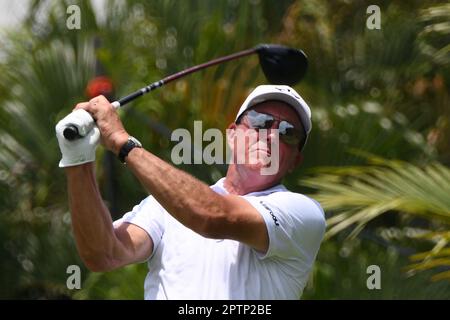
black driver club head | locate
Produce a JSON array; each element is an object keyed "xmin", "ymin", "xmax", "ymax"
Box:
[{"xmin": 256, "ymin": 44, "xmax": 308, "ymax": 86}]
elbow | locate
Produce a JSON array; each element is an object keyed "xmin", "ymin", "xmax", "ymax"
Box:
[
  {"xmin": 195, "ymin": 198, "xmax": 237, "ymax": 239},
  {"xmin": 84, "ymin": 261, "xmax": 111, "ymax": 273},
  {"xmin": 81, "ymin": 254, "xmax": 118, "ymax": 273},
  {"xmin": 197, "ymin": 213, "xmax": 231, "ymax": 239}
]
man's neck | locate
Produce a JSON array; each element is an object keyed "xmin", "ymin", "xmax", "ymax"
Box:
[{"xmin": 223, "ymin": 165, "xmax": 281, "ymax": 195}]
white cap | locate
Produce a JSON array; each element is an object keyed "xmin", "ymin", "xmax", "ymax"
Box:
[{"xmin": 235, "ymin": 85, "xmax": 312, "ymax": 137}]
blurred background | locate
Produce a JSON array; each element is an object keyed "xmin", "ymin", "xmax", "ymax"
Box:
[{"xmin": 0, "ymin": 0, "xmax": 449, "ymax": 299}]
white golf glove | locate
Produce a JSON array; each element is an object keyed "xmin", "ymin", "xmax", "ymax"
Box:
[{"xmin": 55, "ymin": 109, "xmax": 100, "ymax": 168}]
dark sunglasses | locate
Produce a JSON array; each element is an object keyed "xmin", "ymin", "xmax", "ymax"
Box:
[{"xmin": 239, "ymin": 110, "xmax": 303, "ymax": 147}]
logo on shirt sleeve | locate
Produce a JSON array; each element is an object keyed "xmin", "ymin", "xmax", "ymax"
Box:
[{"xmin": 259, "ymin": 200, "xmax": 279, "ymax": 226}]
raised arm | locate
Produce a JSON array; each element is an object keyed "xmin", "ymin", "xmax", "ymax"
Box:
[
  {"xmin": 65, "ymin": 163, "xmax": 153, "ymax": 272},
  {"xmin": 75, "ymin": 95, "xmax": 269, "ymax": 253},
  {"xmin": 56, "ymin": 109, "xmax": 152, "ymax": 272}
]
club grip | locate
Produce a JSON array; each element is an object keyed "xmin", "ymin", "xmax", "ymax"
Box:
[
  {"xmin": 63, "ymin": 101, "xmax": 119, "ymax": 141},
  {"xmin": 63, "ymin": 125, "xmax": 80, "ymax": 140}
]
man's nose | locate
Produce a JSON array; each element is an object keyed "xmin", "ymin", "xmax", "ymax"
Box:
[
  {"xmin": 268, "ymin": 120, "xmax": 280, "ymax": 138},
  {"xmin": 258, "ymin": 126, "xmax": 279, "ymax": 145},
  {"xmin": 267, "ymin": 128, "xmax": 279, "ymax": 141}
]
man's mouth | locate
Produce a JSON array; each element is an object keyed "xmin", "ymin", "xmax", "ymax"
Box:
[{"xmin": 252, "ymin": 148, "xmax": 270, "ymax": 155}]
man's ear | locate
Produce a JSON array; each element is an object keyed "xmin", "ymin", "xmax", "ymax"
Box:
[
  {"xmin": 227, "ymin": 122, "xmax": 237, "ymax": 130},
  {"xmin": 226, "ymin": 123, "xmax": 237, "ymax": 146}
]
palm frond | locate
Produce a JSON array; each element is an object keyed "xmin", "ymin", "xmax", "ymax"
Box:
[
  {"xmin": 419, "ymin": 4, "xmax": 450, "ymax": 65},
  {"xmin": 302, "ymin": 157, "xmax": 450, "ymax": 281}
]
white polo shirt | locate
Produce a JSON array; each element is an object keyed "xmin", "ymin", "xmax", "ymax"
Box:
[{"xmin": 115, "ymin": 178, "xmax": 326, "ymax": 300}]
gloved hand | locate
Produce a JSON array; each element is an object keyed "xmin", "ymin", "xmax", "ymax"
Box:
[{"xmin": 55, "ymin": 109, "xmax": 100, "ymax": 168}]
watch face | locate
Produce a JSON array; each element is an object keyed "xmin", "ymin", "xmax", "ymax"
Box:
[{"xmin": 129, "ymin": 136, "xmax": 142, "ymax": 147}]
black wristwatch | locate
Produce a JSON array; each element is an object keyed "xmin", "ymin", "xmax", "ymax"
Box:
[{"xmin": 118, "ymin": 136, "xmax": 142, "ymax": 163}]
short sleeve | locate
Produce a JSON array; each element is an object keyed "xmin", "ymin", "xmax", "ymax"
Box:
[
  {"xmin": 243, "ymin": 192, "xmax": 326, "ymax": 263},
  {"xmin": 114, "ymin": 196, "xmax": 167, "ymax": 256}
]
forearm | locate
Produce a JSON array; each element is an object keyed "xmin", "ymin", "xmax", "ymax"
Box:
[
  {"xmin": 65, "ymin": 163, "xmax": 120, "ymax": 270},
  {"xmin": 125, "ymin": 147, "xmax": 229, "ymax": 236}
]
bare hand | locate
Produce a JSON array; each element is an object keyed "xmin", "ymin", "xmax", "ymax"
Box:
[{"xmin": 74, "ymin": 95, "xmax": 129, "ymax": 155}]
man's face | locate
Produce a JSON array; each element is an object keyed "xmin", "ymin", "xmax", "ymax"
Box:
[{"xmin": 227, "ymin": 100, "xmax": 304, "ymax": 181}]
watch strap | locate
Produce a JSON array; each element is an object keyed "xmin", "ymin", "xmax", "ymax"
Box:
[{"xmin": 118, "ymin": 137, "xmax": 142, "ymax": 163}]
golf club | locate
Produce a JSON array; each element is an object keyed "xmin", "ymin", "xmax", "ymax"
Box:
[{"xmin": 63, "ymin": 44, "xmax": 308, "ymax": 140}]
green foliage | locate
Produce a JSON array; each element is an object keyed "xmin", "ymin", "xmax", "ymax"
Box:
[
  {"xmin": 0, "ymin": 2, "xmax": 98, "ymax": 297},
  {"xmin": 304, "ymin": 238, "xmax": 450, "ymax": 299},
  {"xmin": 74, "ymin": 263, "xmax": 147, "ymax": 299},
  {"xmin": 279, "ymin": 0, "xmax": 450, "ymax": 164},
  {"xmin": 302, "ymin": 155, "xmax": 450, "ymax": 281},
  {"xmin": 418, "ymin": 3, "xmax": 450, "ymax": 66}
]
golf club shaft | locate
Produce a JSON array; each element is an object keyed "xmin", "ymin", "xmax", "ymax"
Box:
[
  {"xmin": 63, "ymin": 47, "xmax": 258, "ymax": 140},
  {"xmin": 112, "ymin": 46, "xmax": 258, "ymax": 109}
]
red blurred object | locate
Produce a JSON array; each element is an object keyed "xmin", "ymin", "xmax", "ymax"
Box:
[{"xmin": 86, "ymin": 76, "xmax": 114, "ymax": 98}]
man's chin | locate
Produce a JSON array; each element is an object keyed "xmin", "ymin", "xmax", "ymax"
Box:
[{"xmin": 243, "ymin": 161, "xmax": 277, "ymax": 175}]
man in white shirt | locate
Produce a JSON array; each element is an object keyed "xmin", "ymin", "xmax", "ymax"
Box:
[{"xmin": 56, "ymin": 84, "xmax": 326, "ymax": 299}]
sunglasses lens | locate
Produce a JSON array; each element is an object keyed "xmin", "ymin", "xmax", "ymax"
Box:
[
  {"xmin": 246, "ymin": 110, "xmax": 274, "ymax": 129},
  {"xmin": 279, "ymin": 121, "xmax": 301, "ymax": 145},
  {"xmin": 243, "ymin": 111, "xmax": 302, "ymax": 147}
]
